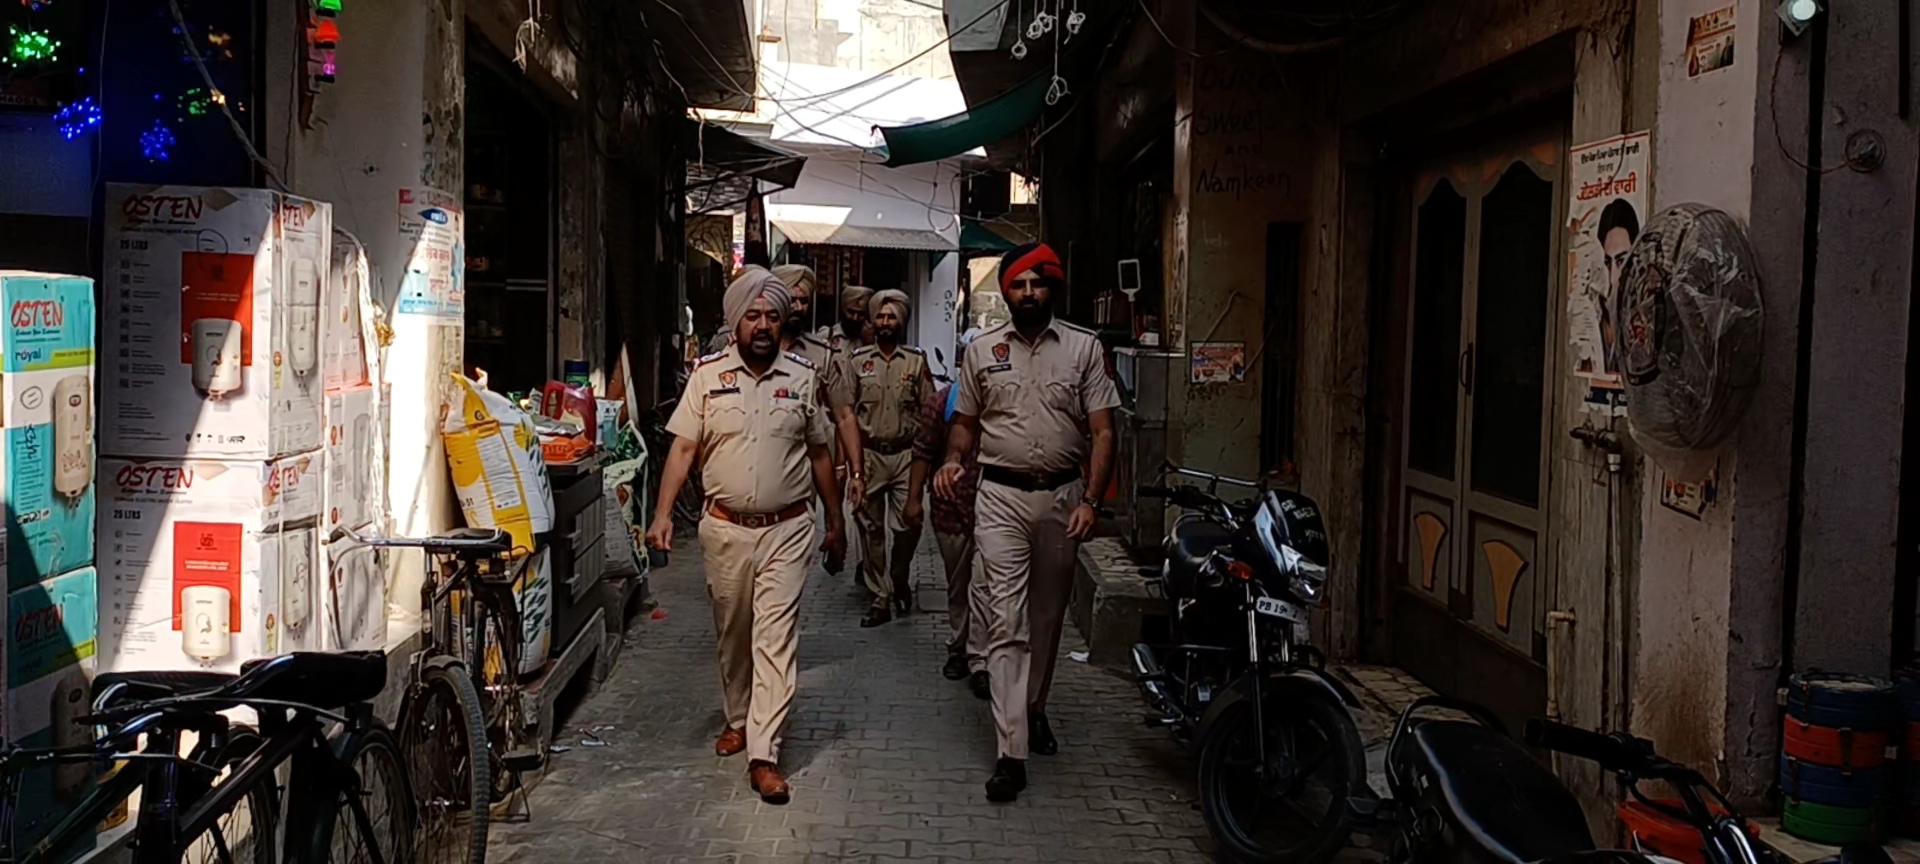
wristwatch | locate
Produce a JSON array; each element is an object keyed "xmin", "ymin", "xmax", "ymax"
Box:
[{"xmin": 1080, "ymin": 495, "xmax": 1099, "ymax": 509}]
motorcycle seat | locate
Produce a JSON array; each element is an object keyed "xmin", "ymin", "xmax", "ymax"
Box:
[{"xmin": 1405, "ymin": 720, "xmax": 1596, "ymax": 863}]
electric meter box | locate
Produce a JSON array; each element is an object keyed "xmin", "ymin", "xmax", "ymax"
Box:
[
  {"xmin": 100, "ymin": 185, "xmax": 331, "ymax": 461},
  {"xmin": 5, "ymin": 566, "xmax": 100, "ymax": 858},
  {"xmin": 96, "ymin": 453, "xmax": 324, "ymax": 674},
  {"xmin": 0, "ymin": 272, "xmax": 99, "ymax": 593}
]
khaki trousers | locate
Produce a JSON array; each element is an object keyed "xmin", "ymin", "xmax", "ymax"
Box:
[
  {"xmin": 698, "ymin": 512, "xmax": 814, "ymax": 763},
  {"xmin": 855, "ymin": 448, "xmax": 921, "ymax": 601},
  {"xmin": 935, "ymin": 531, "xmax": 989, "ymax": 672},
  {"xmin": 974, "ymin": 477, "xmax": 1084, "ymax": 759}
]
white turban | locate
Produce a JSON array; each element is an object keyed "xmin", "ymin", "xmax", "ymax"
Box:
[
  {"xmin": 723, "ymin": 266, "xmax": 792, "ymax": 330},
  {"xmin": 770, "ymin": 264, "xmax": 816, "ymax": 294},
  {"xmin": 871, "ymin": 288, "xmax": 911, "ymax": 325}
]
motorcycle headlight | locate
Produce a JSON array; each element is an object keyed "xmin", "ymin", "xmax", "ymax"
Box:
[{"xmin": 1279, "ymin": 545, "xmax": 1328, "ymax": 605}]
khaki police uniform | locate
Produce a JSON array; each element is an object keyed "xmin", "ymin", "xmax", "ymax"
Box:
[
  {"xmin": 666, "ymin": 345, "xmax": 832, "ymax": 763},
  {"xmin": 851, "ymin": 344, "xmax": 930, "ymax": 602},
  {"xmin": 954, "ymin": 319, "xmax": 1120, "ymax": 759}
]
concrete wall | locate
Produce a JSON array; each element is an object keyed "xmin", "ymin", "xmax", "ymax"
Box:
[{"xmin": 764, "ymin": 0, "xmax": 956, "ymax": 81}]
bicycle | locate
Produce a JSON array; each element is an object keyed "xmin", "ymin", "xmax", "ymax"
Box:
[
  {"xmin": 350, "ymin": 528, "xmax": 543, "ymax": 864},
  {"xmin": 0, "ymin": 651, "xmax": 412, "ymax": 864},
  {"xmin": 641, "ymin": 397, "xmax": 703, "ymax": 530}
]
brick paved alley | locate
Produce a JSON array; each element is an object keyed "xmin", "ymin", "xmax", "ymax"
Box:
[{"xmin": 488, "ymin": 535, "xmax": 1222, "ymax": 862}]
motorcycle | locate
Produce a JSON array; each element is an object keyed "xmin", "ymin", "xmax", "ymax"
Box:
[
  {"xmin": 1361, "ymin": 698, "xmax": 1891, "ymax": 864},
  {"xmin": 1130, "ymin": 465, "xmax": 1367, "ymax": 863}
]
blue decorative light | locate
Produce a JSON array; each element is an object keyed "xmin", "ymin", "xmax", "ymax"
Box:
[
  {"xmin": 140, "ymin": 121, "xmax": 176, "ymax": 162},
  {"xmin": 54, "ymin": 97, "xmax": 100, "ymax": 140}
]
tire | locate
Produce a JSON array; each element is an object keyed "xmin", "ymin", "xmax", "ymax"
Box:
[
  {"xmin": 400, "ymin": 665, "xmax": 491, "ymax": 864},
  {"xmin": 472, "ymin": 602, "xmax": 525, "ymax": 802},
  {"xmin": 309, "ymin": 726, "xmax": 417, "ymax": 864},
  {"xmin": 1198, "ymin": 689, "xmax": 1365, "ymax": 864},
  {"xmin": 181, "ymin": 731, "xmax": 280, "ymax": 864}
]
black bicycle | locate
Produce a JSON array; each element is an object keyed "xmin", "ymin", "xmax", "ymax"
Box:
[
  {"xmin": 351, "ymin": 528, "xmax": 542, "ymax": 864},
  {"xmin": 0, "ymin": 651, "xmax": 412, "ymax": 864},
  {"xmin": 641, "ymin": 397, "xmax": 702, "ymax": 529}
]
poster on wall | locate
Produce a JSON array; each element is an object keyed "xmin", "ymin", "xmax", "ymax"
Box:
[
  {"xmin": 1686, "ymin": 6, "xmax": 1737, "ymax": 78},
  {"xmin": 1566, "ymin": 131, "xmax": 1650, "ymax": 417},
  {"xmin": 1659, "ymin": 465, "xmax": 1718, "ymax": 519},
  {"xmin": 1190, "ymin": 342, "xmax": 1247, "ymax": 384},
  {"xmin": 395, "ymin": 188, "xmax": 464, "ymax": 320}
]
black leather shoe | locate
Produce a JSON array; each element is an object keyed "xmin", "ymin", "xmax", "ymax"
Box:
[
  {"xmin": 860, "ymin": 601, "xmax": 893, "ymax": 628},
  {"xmin": 969, "ymin": 670, "xmax": 991, "ymax": 700},
  {"xmin": 985, "ymin": 757, "xmax": 1027, "ymax": 802},
  {"xmin": 1030, "ymin": 710, "xmax": 1057, "ymax": 756},
  {"xmin": 893, "ymin": 593, "xmax": 912, "ymax": 616},
  {"xmin": 943, "ymin": 655, "xmax": 970, "ymax": 680}
]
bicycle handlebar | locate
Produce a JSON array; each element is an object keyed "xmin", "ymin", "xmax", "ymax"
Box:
[{"xmin": 345, "ymin": 527, "xmax": 511, "ymax": 552}]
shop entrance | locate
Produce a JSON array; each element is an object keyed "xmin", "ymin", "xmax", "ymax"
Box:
[
  {"xmin": 462, "ymin": 49, "xmax": 555, "ymax": 396},
  {"xmin": 1391, "ymin": 124, "xmax": 1565, "ymax": 731}
]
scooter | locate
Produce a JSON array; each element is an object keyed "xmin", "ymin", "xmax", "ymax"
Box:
[
  {"xmin": 1359, "ymin": 697, "xmax": 1890, "ymax": 864},
  {"xmin": 1130, "ymin": 465, "xmax": 1367, "ymax": 863}
]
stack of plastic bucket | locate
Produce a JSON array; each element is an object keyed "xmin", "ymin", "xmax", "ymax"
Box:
[
  {"xmin": 1894, "ymin": 667, "xmax": 1920, "ymax": 837},
  {"xmin": 1780, "ymin": 672, "xmax": 1895, "ymax": 844}
]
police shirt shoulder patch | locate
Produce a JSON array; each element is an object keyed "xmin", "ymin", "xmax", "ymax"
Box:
[
  {"xmin": 901, "ymin": 345, "xmax": 925, "ymax": 355},
  {"xmin": 783, "ymin": 351, "xmax": 817, "ymax": 369},
  {"xmin": 1058, "ymin": 320, "xmax": 1097, "ymax": 336},
  {"xmin": 695, "ymin": 350, "xmax": 728, "ymax": 367}
]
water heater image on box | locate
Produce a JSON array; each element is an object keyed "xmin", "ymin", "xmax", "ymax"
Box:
[
  {"xmin": 290, "ymin": 257, "xmax": 320, "ymax": 380},
  {"xmin": 283, "ymin": 528, "xmax": 313, "ymax": 631},
  {"xmin": 52, "ymin": 374, "xmax": 92, "ymax": 501},
  {"xmin": 180, "ymin": 584, "xmax": 232, "ymax": 661},
  {"xmin": 50, "ymin": 669, "xmax": 92, "ymax": 800},
  {"xmin": 191, "ymin": 319, "xmax": 245, "ymax": 398},
  {"xmin": 351, "ymin": 415, "xmax": 372, "ymax": 502}
]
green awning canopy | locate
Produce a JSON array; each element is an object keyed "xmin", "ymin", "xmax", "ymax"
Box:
[
  {"xmin": 875, "ymin": 74, "xmax": 1050, "ymax": 168},
  {"xmin": 960, "ymin": 222, "xmax": 1019, "ymax": 252}
]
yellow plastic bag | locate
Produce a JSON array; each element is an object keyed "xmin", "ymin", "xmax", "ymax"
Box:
[{"xmin": 442, "ymin": 372, "xmax": 553, "ymax": 551}]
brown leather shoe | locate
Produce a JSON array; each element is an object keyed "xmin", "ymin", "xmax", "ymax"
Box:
[
  {"xmin": 748, "ymin": 760, "xmax": 791, "ymax": 804},
  {"xmin": 714, "ymin": 727, "xmax": 746, "ymax": 757}
]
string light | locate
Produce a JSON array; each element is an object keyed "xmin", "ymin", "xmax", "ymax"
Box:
[
  {"xmin": 140, "ymin": 121, "xmax": 176, "ymax": 162},
  {"xmin": 5, "ymin": 25, "xmax": 60, "ymax": 66},
  {"xmin": 179, "ymin": 86, "xmax": 219, "ymax": 117},
  {"xmin": 19, "ymin": 0, "xmax": 52, "ymax": 10},
  {"xmin": 54, "ymin": 97, "xmax": 100, "ymax": 140},
  {"xmin": 315, "ymin": 0, "xmax": 342, "ymax": 15}
]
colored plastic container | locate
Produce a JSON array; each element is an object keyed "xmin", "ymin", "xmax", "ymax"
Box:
[
  {"xmin": 1786, "ymin": 672, "xmax": 1898, "ymax": 731},
  {"xmin": 1779, "ymin": 755, "xmax": 1888, "ymax": 808},
  {"xmin": 1782, "ymin": 716, "xmax": 1891, "ymax": 770},
  {"xmin": 1782, "ymin": 797, "xmax": 1881, "ymax": 845}
]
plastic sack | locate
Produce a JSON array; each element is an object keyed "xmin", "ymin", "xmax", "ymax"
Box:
[
  {"xmin": 602, "ymin": 426, "xmax": 648, "ymax": 578},
  {"xmin": 442, "ymin": 372, "xmax": 554, "ymax": 551},
  {"xmin": 1617, "ymin": 203, "xmax": 1764, "ymax": 476}
]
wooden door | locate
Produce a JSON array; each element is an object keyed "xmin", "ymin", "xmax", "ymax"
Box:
[{"xmin": 1393, "ymin": 129, "xmax": 1564, "ymax": 732}]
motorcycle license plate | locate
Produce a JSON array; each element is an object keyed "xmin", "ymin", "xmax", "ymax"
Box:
[{"xmin": 1255, "ymin": 596, "xmax": 1300, "ymax": 622}]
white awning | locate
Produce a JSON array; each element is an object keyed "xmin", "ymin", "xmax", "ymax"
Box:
[{"xmin": 770, "ymin": 218, "xmax": 957, "ymax": 252}]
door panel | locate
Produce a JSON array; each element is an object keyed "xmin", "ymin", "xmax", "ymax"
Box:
[{"xmin": 1393, "ymin": 126, "xmax": 1563, "ymax": 724}]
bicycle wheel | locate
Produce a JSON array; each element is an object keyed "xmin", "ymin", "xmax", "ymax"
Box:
[
  {"xmin": 400, "ymin": 665, "xmax": 490, "ymax": 864},
  {"xmin": 181, "ymin": 731, "xmax": 280, "ymax": 864},
  {"xmin": 472, "ymin": 601, "xmax": 533, "ymax": 802},
  {"xmin": 308, "ymin": 727, "xmax": 415, "ymax": 864}
]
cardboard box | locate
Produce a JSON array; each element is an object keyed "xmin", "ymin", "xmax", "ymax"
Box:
[
  {"xmin": 6, "ymin": 567, "xmax": 100, "ymax": 856},
  {"xmin": 97, "ymin": 454, "xmax": 324, "ymax": 673},
  {"xmin": 324, "ymin": 387, "xmax": 385, "ymax": 536},
  {"xmin": 0, "ymin": 272, "xmax": 98, "ymax": 592},
  {"xmin": 324, "ymin": 229, "xmax": 375, "ymax": 393},
  {"xmin": 320, "ymin": 530, "xmax": 389, "ymax": 652},
  {"xmin": 101, "ymin": 185, "xmax": 331, "ymax": 460}
]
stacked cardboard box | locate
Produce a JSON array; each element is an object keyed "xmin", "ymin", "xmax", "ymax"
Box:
[
  {"xmin": 0, "ymin": 270, "xmax": 100, "ymax": 857},
  {"xmin": 96, "ymin": 185, "xmax": 334, "ymax": 674},
  {"xmin": 318, "ymin": 230, "xmax": 391, "ymax": 652}
]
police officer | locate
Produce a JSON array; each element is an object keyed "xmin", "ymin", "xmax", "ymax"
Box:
[
  {"xmin": 850, "ymin": 288, "xmax": 931, "ymax": 627},
  {"xmin": 772, "ymin": 264, "xmax": 866, "ymax": 513},
  {"xmin": 819, "ymin": 284, "xmax": 873, "ymax": 352},
  {"xmin": 935, "ymin": 242, "xmax": 1118, "ymax": 802},
  {"xmin": 647, "ymin": 267, "xmax": 847, "ymax": 805}
]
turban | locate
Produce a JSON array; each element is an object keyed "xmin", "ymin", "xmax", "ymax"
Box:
[
  {"xmin": 770, "ymin": 264, "xmax": 816, "ymax": 294},
  {"xmin": 999, "ymin": 242, "xmax": 1066, "ymax": 292},
  {"xmin": 871, "ymin": 288, "xmax": 911, "ymax": 325},
  {"xmin": 840, "ymin": 285, "xmax": 874, "ymax": 314},
  {"xmin": 723, "ymin": 266, "xmax": 791, "ymax": 330}
]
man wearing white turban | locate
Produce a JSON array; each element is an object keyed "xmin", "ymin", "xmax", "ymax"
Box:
[{"xmin": 647, "ymin": 266, "xmax": 846, "ymax": 805}]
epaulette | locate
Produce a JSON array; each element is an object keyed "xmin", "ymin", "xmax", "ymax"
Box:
[
  {"xmin": 850, "ymin": 344, "xmax": 877, "ymax": 356},
  {"xmin": 801, "ymin": 333, "xmax": 832, "ymax": 350},
  {"xmin": 783, "ymin": 351, "xmax": 817, "ymax": 369},
  {"xmin": 901, "ymin": 345, "xmax": 926, "ymax": 355},
  {"xmin": 1058, "ymin": 320, "xmax": 1098, "ymax": 335},
  {"xmin": 694, "ymin": 350, "xmax": 727, "ymax": 367}
]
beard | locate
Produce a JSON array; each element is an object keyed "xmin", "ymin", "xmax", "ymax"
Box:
[
  {"xmin": 872, "ymin": 324, "xmax": 899, "ymax": 343},
  {"xmin": 782, "ymin": 311, "xmax": 808, "ymax": 337},
  {"xmin": 741, "ymin": 328, "xmax": 779, "ymax": 361},
  {"xmin": 840, "ymin": 318, "xmax": 864, "ymax": 340},
  {"xmin": 1010, "ymin": 300, "xmax": 1051, "ymax": 329}
]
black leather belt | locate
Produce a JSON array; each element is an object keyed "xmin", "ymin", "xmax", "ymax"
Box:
[
  {"xmin": 866, "ymin": 439, "xmax": 913, "ymax": 456},
  {"xmin": 981, "ymin": 465, "xmax": 1082, "ymax": 492}
]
